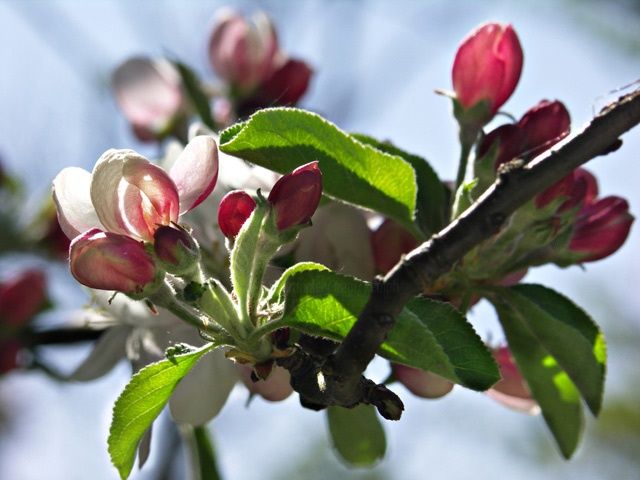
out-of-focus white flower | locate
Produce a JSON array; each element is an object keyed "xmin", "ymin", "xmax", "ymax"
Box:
[
  {"xmin": 295, "ymin": 202, "xmax": 375, "ymax": 280},
  {"xmin": 70, "ymin": 291, "xmax": 238, "ymax": 426}
]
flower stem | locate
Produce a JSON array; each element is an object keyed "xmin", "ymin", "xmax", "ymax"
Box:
[{"xmin": 180, "ymin": 424, "xmax": 223, "ymax": 480}]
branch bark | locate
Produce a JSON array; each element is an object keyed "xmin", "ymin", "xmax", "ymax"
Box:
[{"xmin": 283, "ymin": 88, "xmax": 640, "ymax": 418}]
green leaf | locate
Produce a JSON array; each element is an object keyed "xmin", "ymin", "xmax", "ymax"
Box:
[
  {"xmin": 326, "ymin": 405, "xmax": 386, "ymax": 467},
  {"xmin": 108, "ymin": 343, "xmax": 216, "ymax": 480},
  {"xmin": 502, "ymin": 284, "xmax": 606, "ymax": 416},
  {"xmin": 219, "ymin": 108, "xmax": 421, "ymax": 238},
  {"xmin": 266, "ymin": 261, "xmax": 329, "ymax": 304},
  {"xmin": 173, "ymin": 61, "xmax": 215, "ymax": 130},
  {"xmin": 192, "ymin": 426, "xmax": 222, "ymax": 480},
  {"xmin": 352, "ymin": 133, "xmax": 447, "ymax": 234},
  {"xmin": 489, "ymin": 293, "xmax": 583, "ymax": 458},
  {"xmin": 268, "ymin": 270, "xmax": 498, "ymax": 390}
]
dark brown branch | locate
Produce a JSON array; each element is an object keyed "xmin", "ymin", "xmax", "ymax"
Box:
[{"xmin": 285, "ymin": 88, "xmax": 640, "ymax": 418}]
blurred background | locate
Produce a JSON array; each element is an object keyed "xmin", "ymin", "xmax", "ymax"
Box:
[{"xmin": 0, "ymin": 0, "xmax": 639, "ymax": 479}]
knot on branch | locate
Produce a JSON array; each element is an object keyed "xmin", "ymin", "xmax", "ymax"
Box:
[{"xmin": 277, "ymin": 349, "xmax": 404, "ymax": 420}]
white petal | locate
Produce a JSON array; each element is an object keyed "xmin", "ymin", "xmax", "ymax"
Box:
[
  {"xmin": 295, "ymin": 203, "xmax": 375, "ymax": 280},
  {"xmin": 68, "ymin": 325, "xmax": 130, "ymax": 381},
  {"xmin": 169, "ymin": 136, "xmax": 219, "ymax": 214},
  {"xmin": 52, "ymin": 167, "xmax": 103, "ymax": 239},
  {"xmin": 90, "ymin": 149, "xmax": 137, "ymax": 236},
  {"xmin": 169, "ymin": 348, "xmax": 238, "ymax": 425}
]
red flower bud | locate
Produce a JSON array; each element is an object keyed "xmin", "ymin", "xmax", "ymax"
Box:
[
  {"xmin": 218, "ymin": 190, "xmax": 257, "ymax": 238},
  {"xmin": 393, "ymin": 364, "xmax": 454, "ymax": 399},
  {"xmin": 569, "ymin": 196, "xmax": 633, "ymax": 262},
  {"xmin": 260, "ymin": 58, "xmax": 313, "ymax": 106},
  {"xmin": 452, "ymin": 22, "xmax": 523, "ymax": 115},
  {"xmin": 153, "ymin": 225, "xmax": 199, "ymax": 274},
  {"xmin": 535, "ymin": 168, "xmax": 596, "ymax": 212},
  {"xmin": 0, "ymin": 270, "xmax": 47, "ymax": 327},
  {"xmin": 480, "ymin": 100, "xmax": 571, "ymax": 169},
  {"xmin": 517, "ymin": 100, "xmax": 570, "ymax": 156},
  {"xmin": 370, "ymin": 219, "xmax": 418, "ymax": 274},
  {"xmin": 70, "ymin": 228, "xmax": 159, "ymax": 295},
  {"xmin": 0, "ymin": 340, "xmax": 22, "ymax": 374},
  {"xmin": 268, "ymin": 162, "xmax": 323, "ymax": 230},
  {"xmin": 478, "ymin": 123, "xmax": 524, "ymax": 168},
  {"xmin": 487, "ymin": 346, "xmax": 538, "ymax": 413}
]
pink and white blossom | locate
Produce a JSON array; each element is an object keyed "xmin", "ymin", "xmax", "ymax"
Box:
[{"xmin": 53, "ymin": 136, "xmax": 219, "ymax": 243}]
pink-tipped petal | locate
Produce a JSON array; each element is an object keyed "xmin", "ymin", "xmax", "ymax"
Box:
[
  {"xmin": 90, "ymin": 150, "xmax": 138, "ymax": 236},
  {"xmin": 112, "ymin": 57, "xmax": 183, "ymax": 133},
  {"xmin": 52, "ymin": 167, "xmax": 103, "ymax": 239},
  {"xmin": 123, "ymin": 155, "xmax": 180, "ymax": 225},
  {"xmin": 169, "ymin": 136, "xmax": 219, "ymax": 214}
]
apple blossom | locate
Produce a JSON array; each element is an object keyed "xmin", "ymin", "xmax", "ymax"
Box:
[
  {"xmin": 52, "ymin": 135, "xmax": 218, "ymax": 243},
  {"xmin": 112, "ymin": 57, "xmax": 184, "ymax": 141},
  {"xmin": 208, "ymin": 8, "xmax": 279, "ymax": 92}
]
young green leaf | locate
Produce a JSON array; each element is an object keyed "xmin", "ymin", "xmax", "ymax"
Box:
[
  {"xmin": 219, "ymin": 108, "xmax": 421, "ymax": 238},
  {"xmin": 108, "ymin": 343, "xmax": 216, "ymax": 480},
  {"xmin": 326, "ymin": 405, "xmax": 386, "ymax": 467},
  {"xmin": 499, "ymin": 284, "xmax": 606, "ymax": 415},
  {"xmin": 266, "ymin": 261, "xmax": 329, "ymax": 304},
  {"xmin": 489, "ymin": 293, "xmax": 584, "ymax": 458},
  {"xmin": 352, "ymin": 133, "xmax": 447, "ymax": 234},
  {"xmin": 266, "ymin": 270, "xmax": 498, "ymax": 390}
]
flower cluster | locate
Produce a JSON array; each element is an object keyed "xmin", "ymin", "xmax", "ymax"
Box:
[{"xmin": 53, "ymin": 136, "xmax": 218, "ymax": 296}]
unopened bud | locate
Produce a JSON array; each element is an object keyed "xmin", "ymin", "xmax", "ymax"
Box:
[
  {"xmin": 153, "ymin": 225, "xmax": 200, "ymax": 275},
  {"xmin": 70, "ymin": 228, "xmax": 161, "ymax": 297},
  {"xmin": 393, "ymin": 364, "xmax": 454, "ymax": 399},
  {"xmin": 0, "ymin": 270, "xmax": 47, "ymax": 327},
  {"xmin": 260, "ymin": 58, "xmax": 313, "ymax": 106},
  {"xmin": 452, "ymin": 22, "xmax": 523, "ymax": 119},
  {"xmin": 218, "ymin": 190, "xmax": 257, "ymax": 238},
  {"xmin": 487, "ymin": 346, "xmax": 538, "ymax": 413},
  {"xmin": 569, "ymin": 196, "xmax": 633, "ymax": 262},
  {"xmin": 268, "ymin": 162, "xmax": 322, "ymax": 231},
  {"xmin": 370, "ymin": 219, "xmax": 418, "ymax": 274},
  {"xmin": 238, "ymin": 364, "xmax": 293, "ymax": 402}
]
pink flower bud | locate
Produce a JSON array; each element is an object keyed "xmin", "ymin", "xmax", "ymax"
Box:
[
  {"xmin": 218, "ymin": 190, "xmax": 257, "ymax": 238},
  {"xmin": 487, "ymin": 346, "xmax": 538, "ymax": 413},
  {"xmin": 0, "ymin": 270, "xmax": 47, "ymax": 327},
  {"xmin": 259, "ymin": 58, "xmax": 313, "ymax": 106},
  {"xmin": 208, "ymin": 9, "xmax": 279, "ymax": 92},
  {"xmin": 238, "ymin": 364, "xmax": 293, "ymax": 402},
  {"xmin": 393, "ymin": 364, "xmax": 454, "ymax": 399},
  {"xmin": 268, "ymin": 162, "xmax": 323, "ymax": 231},
  {"xmin": 518, "ymin": 100, "xmax": 571, "ymax": 156},
  {"xmin": 370, "ymin": 219, "xmax": 418, "ymax": 274},
  {"xmin": 569, "ymin": 196, "xmax": 633, "ymax": 262},
  {"xmin": 452, "ymin": 22, "xmax": 523, "ymax": 115},
  {"xmin": 70, "ymin": 228, "xmax": 159, "ymax": 295},
  {"xmin": 153, "ymin": 225, "xmax": 199, "ymax": 274}
]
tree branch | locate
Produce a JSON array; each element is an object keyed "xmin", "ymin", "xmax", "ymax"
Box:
[{"xmin": 284, "ymin": 88, "xmax": 640, "ymax": 418}]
